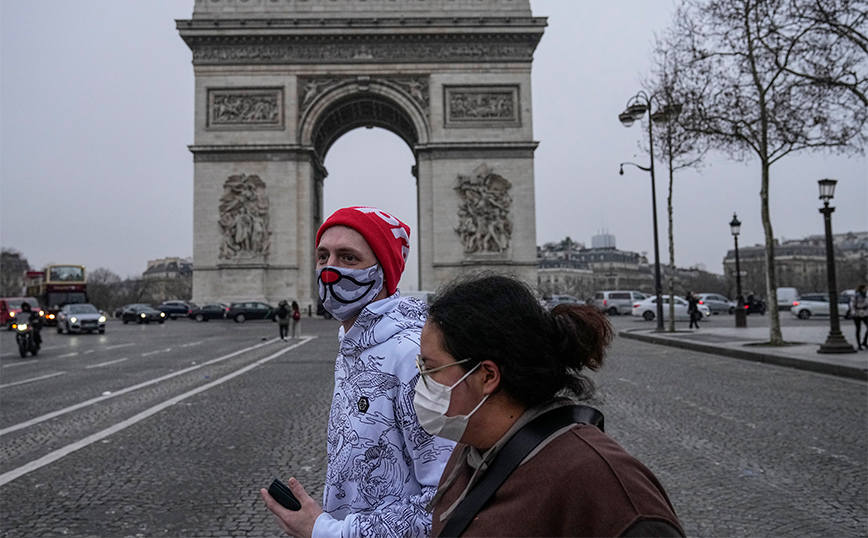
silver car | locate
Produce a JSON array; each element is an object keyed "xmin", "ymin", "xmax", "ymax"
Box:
[
  {"xmin": 57, "ymin": 303, "xmax": 106, "ymax": 334},
  {"xmin": 696, "ymin": 293, "xmax": 736, "ymax": 315}
]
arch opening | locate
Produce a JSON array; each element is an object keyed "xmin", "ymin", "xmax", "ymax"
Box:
[
  {"xmin": 323, "ymin": 127, "xmax": 419, "ymax": 291},
  {"xmin": 311, "ymin": 94, "xmax": 419, "ymax": 160}
]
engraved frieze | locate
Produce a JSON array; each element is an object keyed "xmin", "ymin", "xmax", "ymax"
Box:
[
  {"xmin": 190, "ymin": 38, "xmax": 536, "ymax": 65},
  {"xmin": 219, "ymin": 174, "xmax": 272, "ymax": 259},
  {"xmin": 455, "ymin": 164, "xmax": 513, "ymax": 253},
  {"xmin": 445, "ymin": 86, "xmax": 519, "ymax": 126},
  {"xmin": 209, "ymin": 89, "xmax": 283, "ymax": 128}
]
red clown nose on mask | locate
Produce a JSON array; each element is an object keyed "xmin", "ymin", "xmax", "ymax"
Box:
[{"xmin": 316, "ymin": 207, "xmax": 411, "ymax": 295}]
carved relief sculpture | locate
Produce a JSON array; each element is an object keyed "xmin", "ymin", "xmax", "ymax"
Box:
[
  {"xmin": 445, "ymin": 86, "xmax": 519, "ymax": 126},
  {"xmin": 218, "ymin": 174, "xmax": 272, "ymax": 259},
  {"xmin": 209, "ymin": 89, "xmax": 282, "ymax": 127},
  {"xmin": 454, "ymin": 164, "xmax": 513, "ymax": 253},
  {"xmin": 297, "ymin": 75, "xmax": 429, "ymax": 116}
]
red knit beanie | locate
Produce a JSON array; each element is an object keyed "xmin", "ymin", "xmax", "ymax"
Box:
[{"xmin": 316, "ymin": 207, "xmax": 411, "ymax": 295}]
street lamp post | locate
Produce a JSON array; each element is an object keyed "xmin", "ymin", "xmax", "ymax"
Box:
[
  {"xmin": 619, "ymin": 91, "xmax": 664, "ymax": 332},
  {"xmin": 730, "ymin": 213, "xmax": 747, "ymax": 328},
  {"xmin": 816, "ymin": 179, "xmax": 856, "ymax": 354}
]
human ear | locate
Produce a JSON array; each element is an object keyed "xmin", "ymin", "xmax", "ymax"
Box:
[{"xmin": 478, "ymin": 360, "xmax": 501, "ymax": 395}]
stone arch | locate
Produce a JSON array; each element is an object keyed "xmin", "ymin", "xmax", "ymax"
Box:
[
  {"xmin": 299, "ymin": 78, "xmax": 431, "ymax": 158},
  {"xmin": 178, "ymin": 0, "xmax": 545, "ymax": 309}
]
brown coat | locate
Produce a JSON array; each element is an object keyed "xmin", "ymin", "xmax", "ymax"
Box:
[{"xmin": 431, "ymin": 424, "xmax": 683, "ymax": 537}]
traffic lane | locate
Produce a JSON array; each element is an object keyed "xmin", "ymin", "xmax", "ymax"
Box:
[
  {"xmin": 0, "ymin": 329, "xmax": 338, "ymax": 538},
  {"xmin": 597, "ymin": 336, "xmax": 866, "ymax": 538},
  {"xmin": 607, "ymin": 309, "xmax": 846, "ymax": 330},
  {"xmin": 0, "ymin": 321, "xmax": 288, "ymax": 427}
]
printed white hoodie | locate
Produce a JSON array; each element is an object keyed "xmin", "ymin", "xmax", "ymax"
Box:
[{"xmin": 312, "ymin": 293, "xmax": 455, "ymax": 538}]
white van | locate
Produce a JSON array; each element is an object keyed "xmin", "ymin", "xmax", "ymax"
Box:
[
  {"xmin": 776, "ymin": 287, "xmax": 799, "ymax": 311},
  {"xmin": 593, "ymin": 290, "xmax": 648, "ymax": 316}
]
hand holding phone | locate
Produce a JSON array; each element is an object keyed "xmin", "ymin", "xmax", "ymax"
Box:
[{"xmin": 268, "ymin": 478, "xmax": 301, "ymax": 511}]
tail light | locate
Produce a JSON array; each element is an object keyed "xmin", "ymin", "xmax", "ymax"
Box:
[
  {"xmin": 744, "ymin": 304, "xmax": 750, "ymax": 309},
  {"xmin": 792, "ymin": 301, "xmax": 800, "ymax": 306},
  {"xmin": 603, "ymin": 300, "xmax": 607, "ymax": 306},
  {"xmin": 698, "ymin": 300, "xmax": 705, "ymax": 304}
]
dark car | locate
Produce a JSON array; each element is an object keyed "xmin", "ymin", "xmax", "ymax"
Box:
[
  {"xmin": 226, "ymin": 301, "xmax": 275, "ymax": 323},
  {"xmin": 189, "ymin": 303, "xmax": 229, "ymax": 322},
  {"xmin": 121, "ymin": 304, "xmax": 166, "ymax": 324},
  {"xmin": 158, "ymin": 300, "xmax": 197, "ymax": 320}
]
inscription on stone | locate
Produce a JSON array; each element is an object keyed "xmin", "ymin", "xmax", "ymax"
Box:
[
  {"xmin": 455, "ymin": 164, "xmax": 513, "ymax": 253},
  {"xmin": 209, "ymin": 89, "xmax": 283, "ymax": 128},
  {"xmin": 445, "ymin": 86, "xmax": 519, "ymax": 126},
  {"xmin": 219, "ymin": 174, "xmax": 272, "ymax": 259}
]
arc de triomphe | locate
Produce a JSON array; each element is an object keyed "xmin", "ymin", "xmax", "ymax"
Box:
[{"xmin": 177, "ymin": 0, "xmax": 545, "ymax": 309}]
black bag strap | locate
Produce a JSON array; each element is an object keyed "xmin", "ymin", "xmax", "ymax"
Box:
[{"xmin": 439, "ymin": 404, "xmax": 604, "ymax": 538}]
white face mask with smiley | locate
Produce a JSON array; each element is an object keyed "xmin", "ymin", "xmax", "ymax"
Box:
[
  {"xmin": 413, "ymin": 361, "xmax": 489, "ymax": 442},
  {"xmin": 317, "ymin": 264, "xmax": 385, "ymax": 321}
]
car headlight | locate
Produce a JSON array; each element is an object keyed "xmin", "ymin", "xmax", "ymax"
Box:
[
  {"xmin": 140, "ymin": 313, "xmax": 146, "ymax": 318},
  {"xmin": 71, "ymin": 317, "xmax": 77, "ymax": 323},
  {"xmin": 160, "ymin": 312, "xmax": 166, "ymax": 318},
  {"xmin": 99, "ymin": 316, "xmax": 107, "ymax": 322},
  {"xmin": 48, "ymin": 314, "xmax": 55, "ymax": 320}
]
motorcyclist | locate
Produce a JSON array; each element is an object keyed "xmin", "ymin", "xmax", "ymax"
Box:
[{"xmin": 17, "ymin": 302, "xmax": 42, "ymax": 347}]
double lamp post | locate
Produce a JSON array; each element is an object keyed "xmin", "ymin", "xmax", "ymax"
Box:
[{"xmin": 618, "ymin": 91, "xmax": 680, "ymax": 332}]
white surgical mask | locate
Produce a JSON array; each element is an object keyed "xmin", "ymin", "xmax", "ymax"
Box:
[
  {"xmin": 413, "ymin": 361, "xmax": 489, "ymax": 442},
  {"xmin": 318, "ymin": 264, "xmax": 384, "ymax": 321}
]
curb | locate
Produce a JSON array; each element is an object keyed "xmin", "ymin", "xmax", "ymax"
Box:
[{"xmin": 619, "ymin": 330, "xmax": 868, "ymax": 381}]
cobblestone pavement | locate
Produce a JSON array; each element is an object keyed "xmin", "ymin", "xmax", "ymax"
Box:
[{"xmin": 1, "ymin": 318, "xmax": 865, "ymax": 537}]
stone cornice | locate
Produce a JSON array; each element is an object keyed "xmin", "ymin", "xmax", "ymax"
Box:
[{"xmin": 178, "ymin": 18, "xmax": 545, "ymax": 65}]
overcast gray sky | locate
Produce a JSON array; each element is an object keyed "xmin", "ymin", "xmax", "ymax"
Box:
[{"xmin": 1, "ymin": 1, "xmax": 865, "ymax": 291}]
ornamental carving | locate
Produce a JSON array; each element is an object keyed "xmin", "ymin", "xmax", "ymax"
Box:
[
  {"xmin": 209, "ymin": 89, "xmax": 282, "ymax": 127},
  {"xmin": 445, "ymin": 86, "xmax": 519, "ymax": 125},
  {"xmin": 219, "ymin": 174, "xmax": 272, "ymax": 259},
  {"xmin": 190, "ymin": 39, "xmax": 536, "ymax": 65},
  {"xmin": 455, "ymin": 164, "xmax": 513, "ymax": 253},
  {"xmin": 297, "ymin": 75, "xmax": 429, "ymax": 115}
]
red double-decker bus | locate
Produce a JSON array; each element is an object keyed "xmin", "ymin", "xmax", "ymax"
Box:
[{"xmin": 23, "ymin": 265, "xmax": 88, "ymax": 325}]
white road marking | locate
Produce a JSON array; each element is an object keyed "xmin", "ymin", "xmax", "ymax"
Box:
[
  {"xmin": 141, "ymin": 348, "xmax": 172, "ymax": 357},
  {"xmin": 106, "ymin": 343, "xmax": 136, "ymax": 350},
  {"xmin": 180, "ymin": 341, "xmax": 204, "ymax": 348},
  {"xmin": 2, "ymin": 360, "xmax": 39, "ymax": 369},
  {"xmin": 0, "ymin": 337, "xmax": 314, "ymax": 486},
  {"xmin": 0, "ymin": 337, "xmax": 289, "ymax": 436},
  {"xmin": 56, "ymin": 352, "xmax": 79, "ymax": 358},
  {"xmin": 0, "ymin": 372, "xmax": 66, "ymax": 389},
  {"xmin": 85, "ymin": 358, "xmax": 129, "ymax": 369}
]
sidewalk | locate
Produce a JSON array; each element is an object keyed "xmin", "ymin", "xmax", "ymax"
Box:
[{"xmin": 619, "ymin": 323, "xmax": 868, "ymax": 380}]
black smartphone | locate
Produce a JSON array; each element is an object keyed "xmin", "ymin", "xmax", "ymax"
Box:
[{"xmin": 268, "ymin": 478, "xmax": 301, "ymax": 511}]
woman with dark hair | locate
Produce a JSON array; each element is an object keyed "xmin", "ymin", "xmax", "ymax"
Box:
[{"xmin": 415, "ymin": 274, "xmax": 683, "ymax": 537}]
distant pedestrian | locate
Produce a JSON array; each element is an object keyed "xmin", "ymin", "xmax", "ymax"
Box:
[
  {"xmin": 290, "ymin": 300, "xmax": 301, "ymax": 339},
  {"xmin": 850, "ymin": 285, "xmax": 868, "ymax": 350},
  {"xmin": 275, "ymin": 300, "xmax": 290, "ymax": 341},
  {"xmin": 687, "ymin": 291, "xmax": 701, "ymax": 329}
]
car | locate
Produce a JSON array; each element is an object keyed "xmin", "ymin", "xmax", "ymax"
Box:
[
  {"xmin": 226, "ymin": 301, "xmax": 276, "ymax": 323},
  {"xmin": 544, "ymin": 294, "xmax": 584, "ymax": 309},
  {"xmin": 790, "ymin": 293, "xmax": 849, "ymax": 320},
  {"xmin": 120, "ymin": 304, "xmax": 166, "ymax": 324},
  {"xmin": 1, "ymin": 297, "xmax": 43, "ymax": 330},
  {"xmin": 631, "ymin": 295, "xmax": 711, "ymax": 321},
  {"xmin": 158, "ymin": 300, "xmax": 197, "ymax": 320},
  {"xmin": 696, "ymin": 293, "xmax": 736, "ymax": 315},
  {"xmin": 189, "ymin": 303, "xmax": 229, "ymax": 322},
  {"xmin": 593, "ymin": 291, "xmax": 647, "ymax": 316},
  {"xmin": 56, "ymin": 303, "xmax": 106, "ymax": 334}
]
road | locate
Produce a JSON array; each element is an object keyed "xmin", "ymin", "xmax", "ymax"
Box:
[{"xmin": 1, "ymin": 315, "xmax": 865, "ymax": 537}]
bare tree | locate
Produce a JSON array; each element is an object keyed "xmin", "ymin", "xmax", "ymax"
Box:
[
  {"xmin": 647, "ymin": 52, "xmax": 709, "ymax": 331},
  {"xmin": 87, "ymin": 267, "xmax": 123, "ymax": 312},
  {"xmin": 659, "ymin": 0, "xmax": 867, "ymax": 344},
  {"xmin": 0, "ymin": 249, "xmax": 31, "ymax": 296}
]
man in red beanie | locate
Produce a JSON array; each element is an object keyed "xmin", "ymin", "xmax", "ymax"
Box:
[{"xmin": 261, "ymin": 206, "xmax": 454, "ymax": 538}]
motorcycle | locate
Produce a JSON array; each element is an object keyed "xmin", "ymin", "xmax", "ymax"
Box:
[
  {"xmin": 744, "ymin": 296, "xmax": 766, "ymax": 315},
  {"xmin": 13, "ymin": 318, "xmax": 40, "ymax": 358}
]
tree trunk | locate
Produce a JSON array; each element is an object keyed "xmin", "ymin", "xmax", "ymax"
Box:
[{"xmin": 760, "ymin": 159, "xmax": 784, "ymax": 345}]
